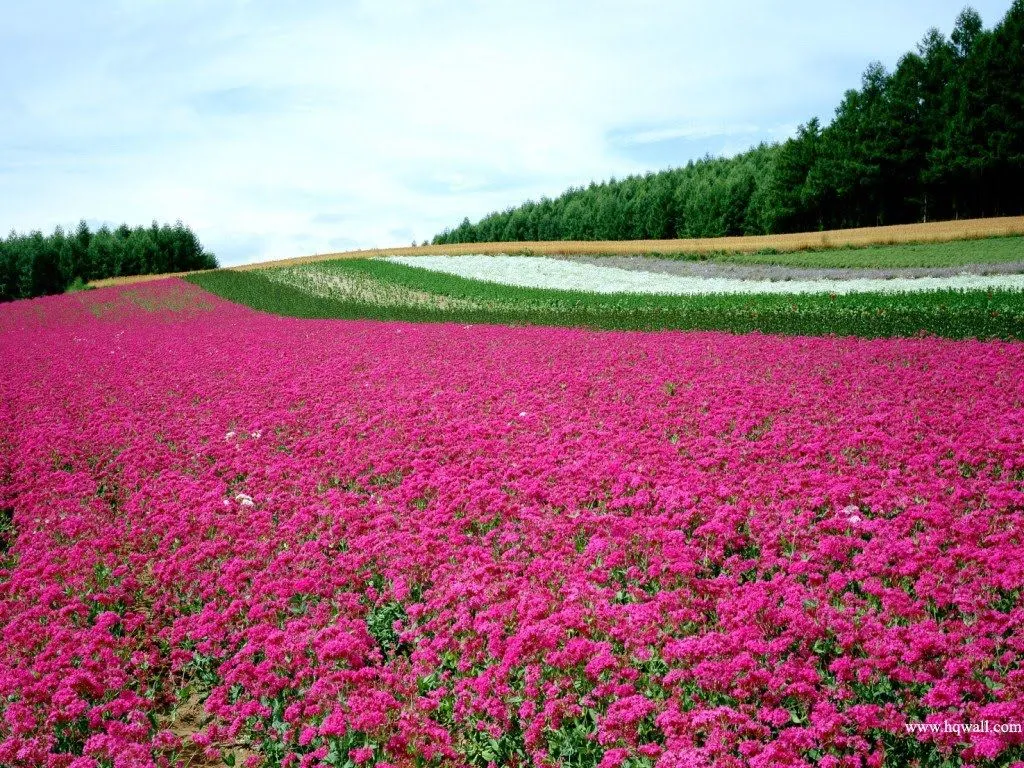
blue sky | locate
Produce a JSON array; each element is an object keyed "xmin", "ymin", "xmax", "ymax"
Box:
[{"xmin": 0, "ymin": 1, "xmax": 1013, "ymax": 266}]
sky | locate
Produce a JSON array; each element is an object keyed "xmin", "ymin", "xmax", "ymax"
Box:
[{"xmin": 0, "ymin": 1, "xmax": 1014, "ymax": 266}]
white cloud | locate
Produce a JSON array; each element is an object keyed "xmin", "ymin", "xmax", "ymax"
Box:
[
  {"xmin": 616, "ymin": 125, "xmax": 763, "ymax": 146},
  {"xmin": 0, "ymin": 0, "xmax": 1012, "ymax": 265}
]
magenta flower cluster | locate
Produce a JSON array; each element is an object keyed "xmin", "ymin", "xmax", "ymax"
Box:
[{"xmin": 1, "ymin": 280, "xmax": 1022, "ymax": 767}]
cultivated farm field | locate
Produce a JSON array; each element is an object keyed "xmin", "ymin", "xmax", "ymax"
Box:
[
  {"xmin": 242, "ymin": 216, "xmax": 1024, "ymax": 270},
  {"xmin": 187, "ymin": 243, "xmax": 1024, "ymax": 340},
  {"xmin": 88, "ymin": 218, "xmax": 1024, "ymax": 288},
  {"xmin": 1, "ymin": 280, "xmax": 1023, "ymax": 767}
]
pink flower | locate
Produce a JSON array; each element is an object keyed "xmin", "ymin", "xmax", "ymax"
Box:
[
  {"xmin": 350, "ymin": 746, "xmax": 374, "ymax": 764},
  {"xmin": 2, "ymin": 279, "xmax": 1021, "ymax": 768},
  {"xmin": 597, "ymin": 747, "xmax": 629, "ymax": 768}
]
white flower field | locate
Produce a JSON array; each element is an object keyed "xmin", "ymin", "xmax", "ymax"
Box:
[{"xmin": 388, "ymin": 255, "xmax": 1024, "ymax": 295}]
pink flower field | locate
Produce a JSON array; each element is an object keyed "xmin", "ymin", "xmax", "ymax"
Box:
[{"xmin": 1, "ymin": 279, "xmax": 1022, "ymax": 768}]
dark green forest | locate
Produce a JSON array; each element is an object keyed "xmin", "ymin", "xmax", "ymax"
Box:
[
  {"xmin": 0, "ymin": 221, "xmax": 217, "ymax": 302},
  {"xmin": 434, "ymin": 3, "xmax": 1024, "ymax": 245}
]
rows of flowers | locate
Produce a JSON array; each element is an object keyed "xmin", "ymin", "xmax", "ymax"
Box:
[
  {"xmin": 1, "ymin": 279, "xmax": 1022, "ymax": 767},
  {"xmin": 385, "ymin": 255, "xmax": 1024, "ymax": 295}
]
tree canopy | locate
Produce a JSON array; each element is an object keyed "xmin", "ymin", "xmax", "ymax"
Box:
[
  {"xmin": 434, "ymin": 3, "xmax": 1024, "ymax": 245},
  {"xmin": 0, "ymin": 221, "xmax": 218, "ymax": 302}
]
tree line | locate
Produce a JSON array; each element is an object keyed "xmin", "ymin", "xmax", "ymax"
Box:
[
  {"xmin": 434, "ymin": 3, "xmax": 1024, "ymax": 245},
  {"xmin": 0, "ymin": 221, "xmax": 218, "ymax": 302}
]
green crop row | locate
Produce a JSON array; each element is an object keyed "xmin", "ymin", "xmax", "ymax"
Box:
[
  {"xmin": 647, "ymin": 236, "xmax": 1024, "ymax": 268},
  {"xmin": 187, "ymin": 259, "xmax": 1024, "ymax": 340}
]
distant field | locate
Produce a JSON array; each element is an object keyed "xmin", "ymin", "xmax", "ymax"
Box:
[
  {"xmin": 86, "ymin": 218, "xmax": 1024, "ymax": 288},
  {"xmin": 187, "ymin": 259, "xmax": 1024, "ymax": 340},
  {"xmin": 234, "ymin": 215, "xmax": 1024, "ymax": 271},
  {"xmin": 88, "ymin": 270, "xmax": 191, "ymax": 288},
  {"xmin": 388, "ymin": 254, "xmax": 1024, "ymax": 293},
  {"xmin": 645, "ymin": 235, "xmax": 1024, "ymax": 268}
]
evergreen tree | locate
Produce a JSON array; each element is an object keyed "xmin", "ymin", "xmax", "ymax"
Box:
[
  {"xmin": 433, "ymin": 4, "xmax": 1024, "ymax": 243},
  {"xmin": 0, "ymin": 220, "xmax": 218, "ymax": 302}
]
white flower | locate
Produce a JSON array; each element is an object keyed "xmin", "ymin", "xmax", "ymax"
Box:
[
  {"xmin": 235, "ymin": 493, "xmax": 254, "ymax": 507},
  {"xmin": 519, "ymin": 411, "xmax": 528, "ymax": 417},
  {"xmin": 225, "ymin": 431, "xmax": 236, "ymax": 440},
  {"xmin": 840, "ymin": 504, "xmax": 862, "ymax": 524},
  {"xmin": 385, "ymin": 255, "xmax": 1024, "ymax": 296}
]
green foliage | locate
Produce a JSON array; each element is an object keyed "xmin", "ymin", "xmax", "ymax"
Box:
[
  {"xmin": 648, "ymin": 236, "xmax": 1024, "ymax": 268},
  {"xmin": 545, "ymin": 710, "xmax": 604, "ymax": 767},
  {"xmin": 0, "ymin": 221, "xmax": 217, "ymax": 302},
  {"xmin": 365, "ymin": 600, "xmax": 408, "ymax": 658},
  {"xmin": 187, "ymin": 259, "xmax": 1024, "ymax": 341},
  {"xmin": 64, "ymin": 276, "xmax": 94, "ymax": 294},
  {"xmin": 0, "ymin": 506, "xmax": 14, "ymax": 556},
  {"xmin": 433, "ymin": 4, "xmax": 1024, "ymax": 245},
  {"xmin": 461, "ymin": 718, "xmax": 529, "ymax": 767}
]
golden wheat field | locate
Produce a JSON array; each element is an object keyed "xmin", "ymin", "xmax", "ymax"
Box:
[
  {"xmin": 88, "ymin": 271, "xmax": 193, "ymax": 288},
  {"xmin": 88, "ymin": 215, "xmax": 1024, "ymax": 287}
]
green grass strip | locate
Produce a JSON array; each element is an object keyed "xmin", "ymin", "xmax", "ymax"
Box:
[
  {"xmin": 634, "ymin": 236, "xmax": 1024, "ymax": 268},
  {"xmin": 187, "ymin": 260, "xmax": 1024, "ymax": 340}
]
